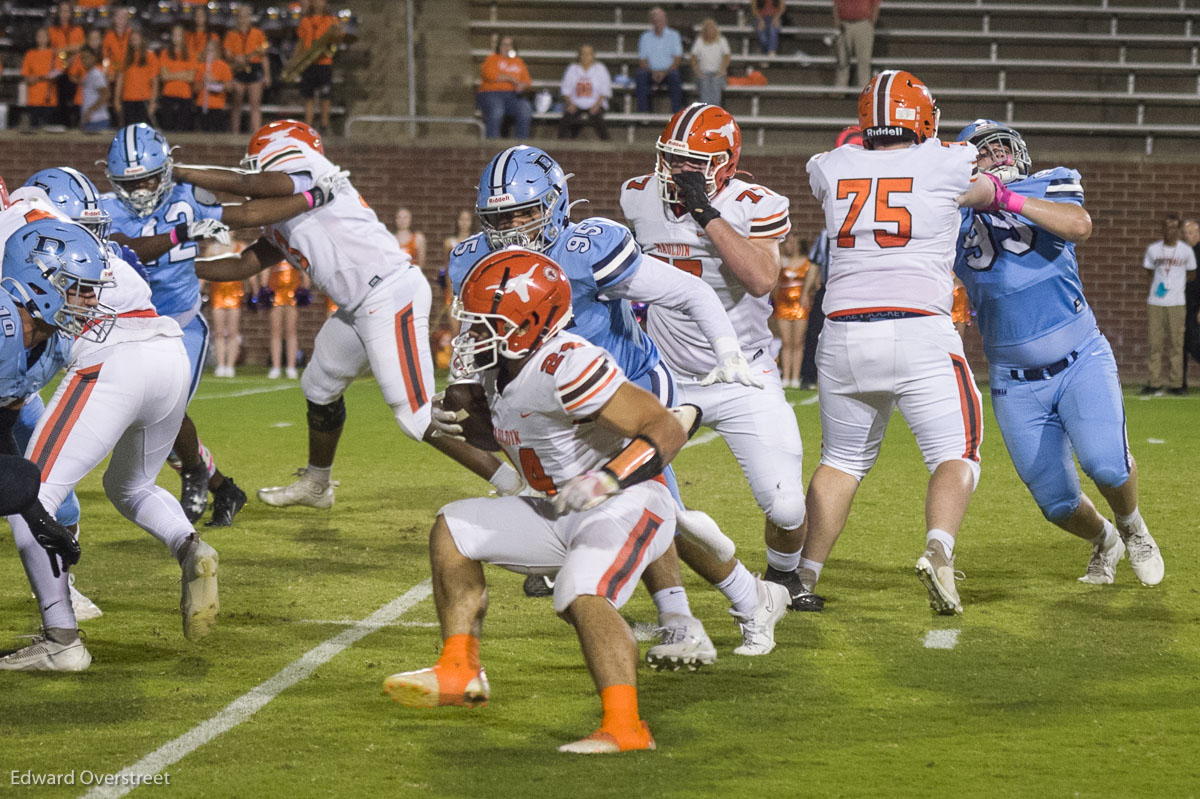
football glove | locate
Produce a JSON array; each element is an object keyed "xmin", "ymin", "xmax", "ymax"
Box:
[
  {"xmin": 20, "ymin": 500, "xmax": 81, "ymax": 578},
  {"xmin": 552, "ymin": 470, "xmax": 619, "ymax": 514},
  {"xmin": 429, "ymin": 391, "xmax": 467, "ymax": 441},
  {"xmin": 175, "ymin": 218, "xmax": 232, "ymax": 246},
  {"xmin": 674, "ymin": 170, "xmax": 722, "ymax": 228},
  {"xmin": 700, "ymin": 337, "xmax": 763, "ymax": 388},
  {"xmin": 309, "ymin": 168, "xmax": 351, "ymax": 208}
]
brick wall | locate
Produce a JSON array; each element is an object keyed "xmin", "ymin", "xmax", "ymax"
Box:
[{"xmin": 2, "ymin": 134, "xmax": 1195, "ymax": 384}]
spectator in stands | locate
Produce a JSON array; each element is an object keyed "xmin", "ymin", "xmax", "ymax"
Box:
[
  {"xmin": 103, "ymin": 8, "xmax": 132, "ymax": 76},
  {"xmin": 1141, "ymin": 213, "xmax": 1196, "ymax": 395},
  {"xmin": 194, "ymin": 37, "xmax": 233, "ymax": 132},
  {"xmin": 690, "ymin": 19, "xmax": 731, "ymax": 106},
  {"xmin": 226, "ymin": 6, "xmax": 271, "ymax": 135},
  {"xmin": 558, "ymin": 44, "xmax": 611, "ymax": 140},
  {"xmin": 477, "ymin": 34, "xmax": 533, "ymax": 139},
  {"xmin": 115, "ymin": 29, "xmax": 158, "ymax": 127},
  {"xmin": 22, "ymin": 28, "xmax": 60, "ymax": 130},
  {"xmin": 78, "ymin": 47, "xmax": 110, "ymax": 133},
  {"xmin": 68, "ymin": 29, "xmax": 102, "ymax": 125},
  {"xmin": 833, "ymin": 0, "xmax": 881, "ymax": 90},
  {"xmin": 49, "ymin": 3, "xmax": 84, "ymax": 127},
  {"xmin": 159, "ymin": 25, "xmax": 196, "ymax": 131},
  {"xmin": 1184, "ymin": 219, "xmax": 1200, "ymax": 388},
  {"xmin": 394, "ymin": 208, "xmax": 427, "ymax": 267},
  {"xmin": 750, "ymin": 0, "xmax": 785, "ymax": 59},
  {"xmin": 186, "ymin": 5, "xmax": 219, "ymax": 62},
  {"xmin": 298, "ymin": 0, "xmax": 340, "ymax": 132},
  {"xmin": 635, "ymin": 7, "xmax": 684, "ymax": 113}
]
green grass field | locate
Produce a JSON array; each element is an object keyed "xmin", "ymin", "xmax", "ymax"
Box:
[{"xmin": 1, "ymin": 372, "xmax": 1197, "ymax": 799}]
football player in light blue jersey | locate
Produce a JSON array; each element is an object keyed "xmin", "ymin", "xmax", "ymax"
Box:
[
  {"xmin": 100, "ymin": 124, "xmax": 340, "ymax": 526},
  {"xmin": 444, "ymin": 146, "xmax": 788, "ymax": 667},
  {"xmin": 954, "ymin": 120, "xmax": 1164, "ymax": 586}
]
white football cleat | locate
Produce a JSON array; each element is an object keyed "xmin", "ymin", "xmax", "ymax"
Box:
[
  {"xmin": 730, "ymin": 578, "xmax": 789, "ymax": 656},
  {"xmin": 1078, "ymin": 531, "xmax": 1125, "ymax": 585},
  {"xmin": 257, "ymin": 468, "xmax": 337, "ymax": 509},
  {"xmin": 383, "ymin": 666, "xmax": 490, "ymax": 708},
  {"xmin": 0, "ymin": 630, "xmax": 91, "ymax": 672},
  {"xmin": 180, "ymin": 537, "xmax": 220, "ymax": 641},
  {"xmin": 645, "ymin": 613, "xmax": 717, "ymax": 671},
  {"xmin": 1119, "ymin": 523, "xmax": 1165, "ymax": 586},
  {"xmin": 69, "ymin": 573, "xmax": 103, "ymax": 621},
  {"xmin": 915, "ymin": 541, "xmax": 963, "ymax": 615}
]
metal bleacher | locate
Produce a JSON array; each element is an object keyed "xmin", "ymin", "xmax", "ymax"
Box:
[{"xmin": 470, "ymin": 0, "xmax": 1200, "ymax": 153}]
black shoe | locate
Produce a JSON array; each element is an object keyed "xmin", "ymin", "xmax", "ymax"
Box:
[
  {"xmin": 522, "ymin": 574, "xmax": 554, "ymax": 598},
  {"xmin": 1167, "ymin": 386, "xmax": 1188, "ymax": 396},
  {"xmin": 763, "ymin": 565, "xmax": 825, "ymax": 612},
  {"xmin": 205, "ymin": 477, "xmax": 247, "ymax": 527},
  {"xmin": 1139, "ymin": 385, "xmax": 1162, "ymax": 396},
  {"xmin": 180, "ymin": 466, "xmax": 209, "ymax": 523}
]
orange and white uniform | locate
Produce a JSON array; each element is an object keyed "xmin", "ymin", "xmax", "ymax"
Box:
[
  {"xmin": 806, "ymin": 137, "xmax": 984, "ymax": 480},
  {"xmin": 440, "ymin": 332, "xmax": 676, "ymax": 614},
  {"xmin": 772, "ymin": 258, "xmax": 810, "ymax": 321},
  {"xmin": 269, "ymin": 263, "xmax": 301, "ymax": 306},
  {"xmin": 256, "ymin": 136, "xmax": 432, "ymax": 440}
]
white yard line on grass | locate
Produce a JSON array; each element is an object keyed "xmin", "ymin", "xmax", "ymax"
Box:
[
  {"xmin": 683, "ymin": 430, "xmax": 721, "ymax": 449},
  {"xmin": 922, "ymin": 629, "xmax": 961, "ymax": 650},
  {"xmin": 297, "ymin": 619, "xmax": 438, "ymax": 628},
  {"xmin": 80, "ymin": 580, "xmax": 433, "ymax": 799},
  {"xmin": 192, "ymin": 385, "xmax": 300, "ymax": 401}
]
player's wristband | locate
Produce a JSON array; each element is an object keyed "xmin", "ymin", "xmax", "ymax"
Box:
[
  {"xmin": 170, "ymin": 224, "xmax": 185, "ymax": 245},
  {"xmin": 601, "ymin": 434, "xmax": 664, "ymax": 489}
]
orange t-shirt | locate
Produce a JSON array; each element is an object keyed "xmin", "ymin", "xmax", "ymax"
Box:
[
  {"xmin": 159, "ymin": 53, "xmax": 195, "ymax": 99},
  {"xmin": 120, "ymin": 51, "xmax": 158, "ymax": 102},
  {"xmin": 270, "ymin": 263, "xmax": 301, "ymax": 305},
  {"xmin": 298, "ymin": 15, "xmax": 338, "ymax": 65},
  {"xmin": 48, "ymin": 25, "xmax": 84, "ymax": 70},
  {"xmin": 68, "ymin": 53, "xmax": 87, "ymax": 105},
  {"xmin": 22, "ymin": 49, "xmax": 58, "ymax": 107},
  {"xmin": 194, "ymin": 58, "xmax": 233, "ymax": 109},
  {"xmin": 224, "ymin": 28, "xmax": 268, "ymax": 65},
  {"xmin": 186, "ymin": 31, "xmax": 220, "ymax": 62},
  {"xmin": 102, "ymin": 29, "xmax": 131, "ymax": 75},
  {"xmin": 478, "ymin": 53, "xmax": 531, "ymax": 93},
  {"xmin": 76, "ymin": 0, "xmax": 106, "ymax": 7},
  {"xmin": 210, "ymin": 281, "xmax": 245, "ymax": 310}
]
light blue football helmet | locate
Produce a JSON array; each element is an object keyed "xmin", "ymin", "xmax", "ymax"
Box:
[
  {"xmin": 1, "ymin": 219, "xmax": 116, "ymax": 342},
  {"xmin": 104, "ymin": 123, "xmax": 176, "ymax": 217},
  {"xmin": 475, "ymin": 146, "xmax": 572, "ymax": 252},
  {"xmin": 25, "ymin": 167, "xmax": 112, "ymax": 240},
  {"xmin": 957, "ymin": 119, "xmax": 1031, "ymax": 184}
]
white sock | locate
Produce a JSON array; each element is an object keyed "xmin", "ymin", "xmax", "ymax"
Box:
[
  {"xmin": 305, "ymin": 464, "xmax": 332, "ymax": 488},
  {"xmin": 926, "ymin": 528, "xmax": 956, "ymax": 557},
  {"xmin": 1089, "ymin": 520, "xmax": 1118, "ymax": 548},
  {"xmin": 652, "ymin": 586, "xmax": 691, "ymax": 621},
  {"xmin": 11, "ymin": 515, "xmax": 74, "ymax": 629},
  {"xmin": 798, "ymin": 558, "xmax": 824, "ymax": 581},
  {"xmin": 1115, "ymin": 507, "xmax": 1144, "ymax": 536},
  {"xmin": 766, "ymin": 546, "xmax": 801, "ymax": 572},
  {"xmin": 716, "ymin": 561, "xmax": 759, "ymax": 617}
]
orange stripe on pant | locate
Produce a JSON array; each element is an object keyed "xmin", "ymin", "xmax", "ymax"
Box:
[
  {"xmin": 949, "ymin": 354, "xmax": 981, "ymax": 461},
  {"xmin": 394, "ymin": 302, "xmax": 428, "ymax": 413},
  {"xmin": 597, "ymin": 509, "xmax": 663, "ymax": 601},
  {"xmin": 30, "ymin": 364, "xmax": 103, "ymax": 479}
]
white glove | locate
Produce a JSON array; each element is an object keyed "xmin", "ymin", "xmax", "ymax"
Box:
[
  {"xmin": 314, "ymin": 168, "xmax": 351, "ymax": 200},
  {"xmin": 700, "ymin": 337, "xmax": 763, "ymax": 388},
  {"xmin": 187, "ymin": 218, "xmax": 231, "ymax": 246},
  {"xmin": 551, "ymin": 470, "xmax": 619, "ymax": 513},
  {"xmin": 429, "ymin": 391, "xmax": 466, "ymax": 441}
]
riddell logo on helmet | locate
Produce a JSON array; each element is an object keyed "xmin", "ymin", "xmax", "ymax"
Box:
[
  {"xmin": 124, "ymin": 165, "xmax": 147, "ymax": 175},
  {"xmin": 868, "ymin": 125, "xmax": 910, "ymax": 136},
  {"xmin": 487, "ymin": 194, "xmax": 515, "ymax": 206}
]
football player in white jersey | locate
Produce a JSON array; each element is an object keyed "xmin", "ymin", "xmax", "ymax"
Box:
[
  {"xmin": 0, "ymin": 219, "xmax": 219, "ymax": 671},
  {"xmin": 620, "ymin": 104, "xmax": 815, "ymax": 614},
  {"xmin": 803, "ymin": 70, "xmax": 998, "ymax": 615},
  {"xmin": 384, "ymin": 248, "xmax": 686, "ymax": 754},
  {"xmin": 178, "ymin": 120, "xmax": 523, "ymax": 505}
]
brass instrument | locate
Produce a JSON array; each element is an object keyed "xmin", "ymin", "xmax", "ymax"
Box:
[{"xmin": 280, "ymin": 25, "xmax": 342, "ymax": 83}]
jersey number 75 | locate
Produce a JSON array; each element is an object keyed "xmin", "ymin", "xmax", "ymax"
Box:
[{"xmin": 835, "ymin": 178, "xmax": 913, "ymax": 249}]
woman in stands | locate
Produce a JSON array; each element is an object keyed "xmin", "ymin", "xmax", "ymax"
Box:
[
  {"xmin": 750, "ymin": 0, "xmax": 786, "ymax": 59},
  {"xmin": 186, "ymin": 5, "xmax": 220, "ymax": 62},
  {"xmin": 115, "ymin": 29, "xmax": 158, "ymax": 127},
  {"xmin": 22, "ymin": 27, "xmax": 59, "ymax": 129},
  {"xmin": 476, "ymin": 34, "xmax": 533, "ymax": 139},
  {"xmin": 159, "ymin": 25, "xmax": 196, "ymax": 131},
  {"xmin": 225, "ymin": 6, "xmax": 271, "ymax": 135}
]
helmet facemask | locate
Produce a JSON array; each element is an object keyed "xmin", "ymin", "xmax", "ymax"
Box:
[
  {"xmin": 969, "ymin": 127, "xmax": 1031, "ymax": 184},
  {"xmin": 478, "ymin": 189, "xmax": 563, "ymax": 252},
  {"xmin": 655, "ymin": 143, "xmax": 729, "ymax": 204},
  {"xmin": 110, "ymin": 165, "xmax": 174, "ymax": 218}
]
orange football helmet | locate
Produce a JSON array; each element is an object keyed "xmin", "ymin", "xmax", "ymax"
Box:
[
  {"xmin": 655, "ymin": 103, "xmax": 742, "ymax": 204},
  {"xmin": 242, "ymin": 119, "xmax": 324, "ymax": 170},
  {"xmin": 450, "ymin": 248, "xmax": 574, "ymax": 378},
  {"xmin": 857, "ymin": 70, "xmax": 939, "ymax": 148},
  {"xmin": 835, "ymin": 125, "xmax": 864, "ymax": 148}
]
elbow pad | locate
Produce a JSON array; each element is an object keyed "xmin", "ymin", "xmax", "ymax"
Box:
[{"xmin": 602, "ymin": 434, "xmax": 664, "ymax": 489}]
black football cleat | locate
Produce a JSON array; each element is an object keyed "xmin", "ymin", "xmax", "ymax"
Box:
[
  {"xmin": 205, "ymin": 477, "xmax": 247, "ymax": 528},
  {"xmin": 180, "ymin": 466, "xmax": 209, "ymax": 523},
  {"xmin": 763, "ymin": 565, "xmax": 826, "ymax": 612},
  {"xmin": 522, "ymin": 574, "xmax": 554, "ymax": 598}
]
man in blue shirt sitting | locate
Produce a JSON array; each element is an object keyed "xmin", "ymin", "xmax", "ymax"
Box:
[{"xmin": 636, "ymin": 7, "xmax": 684, "ymax": 112}]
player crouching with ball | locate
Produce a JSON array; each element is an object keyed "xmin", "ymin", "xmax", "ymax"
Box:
[{"xmin": 383, "ymin": 248, "xmax": 697, "ymax": 754}]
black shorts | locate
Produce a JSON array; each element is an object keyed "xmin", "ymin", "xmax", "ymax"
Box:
[
  {"xmin": 299, "ymin": 63, "xmax": 333, "ymax": 99},
  {"xmin": 234, "ymin": 62, "xmax": 265, "ymax": 85}
]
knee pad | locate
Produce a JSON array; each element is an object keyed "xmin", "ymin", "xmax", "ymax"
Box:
[
  {"xmin": 766, "ymin": 487, "xmax": 806, "ymax": 531},
  {"xmin": 1039, "ymin": 493, "xmax": 1081, "ymax": 525},
  {"xmin": 1085, "ymin": 461, "xmax": 1131, "ymax": 492},
  {"xmin": 307, "ymin": 397, "xmax": 346, "ymax": 433}
]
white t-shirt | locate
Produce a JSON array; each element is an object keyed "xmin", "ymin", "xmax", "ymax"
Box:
[
  {"xmin": 1142, "ymin": 239, "xmax": 1196, "ymax": 306},
  {"xmin": 690, "ymin": 36, "xmax": 731, "ymax": 75},
  {"xmin": 560, "ymin": 62, "xmax": 612, "ymax": 109}
]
